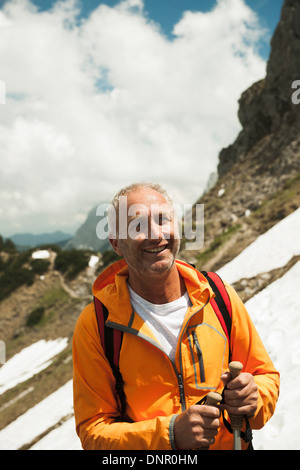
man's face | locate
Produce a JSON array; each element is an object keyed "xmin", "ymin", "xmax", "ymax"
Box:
[{"xmin": 111, "ymin": 187, "xmax": 180, "ymax": 276}]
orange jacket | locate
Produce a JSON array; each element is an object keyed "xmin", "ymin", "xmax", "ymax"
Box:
[{"xmin": 72, "ymin": 259, "xmax": 279, "ymax": 450}]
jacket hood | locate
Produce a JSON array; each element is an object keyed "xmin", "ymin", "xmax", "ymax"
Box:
[
  {"xmin": 92, "ymin": 258, "xmax": 214, "ymax": 307},
  {"xmin": 92, "ymin": 258, "xmax": 128, "ymax": 296}
]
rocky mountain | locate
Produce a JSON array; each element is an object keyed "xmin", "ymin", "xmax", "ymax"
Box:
[
  {"xmin": 65, "ymin": 205, "xmax": 110, "ymax": 253},
  {"xmin": 0, "ymin": 0, "xmax": 299, "ymax": 450},
  {"xmin": 180, "ymin": 0, "xmax": 300, "ymax": 289}
]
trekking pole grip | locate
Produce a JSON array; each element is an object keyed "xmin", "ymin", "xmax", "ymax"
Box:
[
  {"xmin": 228, "ymin": 361, "xmax": 244, "ymax": 431},
  {"xmin": 202, "ymin": 391, "xmax": 222, "ymax": 450},
  {"xmin": 206, "ymin": 391, "xmax": 222, "ymax": 407}
]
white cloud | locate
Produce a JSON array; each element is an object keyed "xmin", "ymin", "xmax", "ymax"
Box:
[{"xmin": 0, "ymin": 0, "xmax": 267, "ymax": 235}]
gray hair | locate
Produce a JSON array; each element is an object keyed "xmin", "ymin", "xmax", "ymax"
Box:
[{"xmin": 107, "ymin": 182, "xmax": 173, "ymax": 237}]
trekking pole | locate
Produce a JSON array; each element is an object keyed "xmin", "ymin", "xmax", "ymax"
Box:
[
  {"xmin": 206, "ymin": 391, "xmax": 222, "ymax": 406},
  {"xmin": 203, "ymin": 391, "xmax": 222, "ymax": 450},
  {"xmin": 228, "ymin": 361, "xmax": 243, "ymax": 450}
]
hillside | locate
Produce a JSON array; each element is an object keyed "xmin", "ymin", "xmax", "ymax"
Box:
[
  {"xmin": 0, "ymin": 0, "xmax": 299, "ymax": 451},
  {"xmin": 0, "ymin": 244, "xmax": 107, "ymax": 437}
]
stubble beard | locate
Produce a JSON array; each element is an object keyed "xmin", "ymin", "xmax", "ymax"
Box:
[{"xmin": 119, "ymin": 238, "xmax": 180, "ymax": 275}]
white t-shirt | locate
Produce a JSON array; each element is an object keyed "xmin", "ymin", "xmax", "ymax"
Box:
[{"xmin": 127, "ymin": 284, "xmax": 191, "ymax": 363}]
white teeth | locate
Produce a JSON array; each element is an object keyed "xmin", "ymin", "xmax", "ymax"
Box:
[{"xmin": 145, "ymin": 246, "xmax": 166, "ymax": 253}]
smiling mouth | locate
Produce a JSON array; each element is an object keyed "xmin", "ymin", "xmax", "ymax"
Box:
[{"xmin": 144, "ymin": 245, "xmax": 168, "ymax": 254}]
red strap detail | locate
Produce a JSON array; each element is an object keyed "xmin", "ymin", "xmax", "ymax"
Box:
[
  {"xmin": 210, "ymin": 297, "xmax": 230, "ymax": 344},
  {"xmin": 94, "ymin": 297, "xmax": 106, "ymax": 354},
  {"xmin": 206, "ymin": 271, "xmax": 232, "ymax": 317}
]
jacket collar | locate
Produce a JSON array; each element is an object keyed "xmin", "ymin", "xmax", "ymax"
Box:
[{"xmin": 93, "ymin": 258, "xmax": 214, "ymax": 326}]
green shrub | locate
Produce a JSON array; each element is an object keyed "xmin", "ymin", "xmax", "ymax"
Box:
[
  {"xmin": 101, "ymin": 249, "xmax": 122, "ymax": 267},
  {"xmin": 0, "ymin": 235, "xmax": 16, "ymax": 253},
  {"xmin": 26, "ymin": 307, "xmax": 45, "ymax": 327},
  {"xmin": 30, "ymin": 259, "xmax": 50, "ymax": 275},
  {"xmin": 54, "ymin": 249, "xmax": 89, "ymax": 280},
  {"xmin": 0, "ymin": 266, "xmax": 35, "ymax": 301}
]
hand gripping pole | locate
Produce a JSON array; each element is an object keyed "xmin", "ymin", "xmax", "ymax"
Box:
[{"xmin": 203, "ymin": 391, "xmax": 222, "ymax": 450}]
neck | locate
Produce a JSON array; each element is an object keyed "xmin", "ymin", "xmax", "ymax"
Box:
[{"xmin": 127, "ymin": 264, "xmax": 186, "ymax": 304}]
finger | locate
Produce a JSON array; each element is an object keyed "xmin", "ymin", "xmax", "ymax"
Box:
[
  {"xmin": 225, "ymin": 394, "xmax": 254, "ymax": 408},
  {"xmin": 192, "ymin": 407, "xmax": 220, "ymax": 430},
  {"xmin": 196, "ymin": 436, "xmax": 216, "ymax": 450},
  {"xmin": 224, "ymin": 381, "xmax": 257, "ymax": 402},
  {"xmin": 196, "ymin": 405, "xmax": 221, "ymax": 418},
  {"xmin": 220, "ymin": 371, "xmax": 231, "ymax": 387},
  {"xmin": 225, "ymin": 402, "xmax": 257, "ymax": 417},
  {"xmin": 224, "ymin": 386, "xmax": 248, "ymax": 401},
  {"xmin": 201, "ymin": 416, "xmax": 221, "ymax": 430},
  {"xmin": 223, "ymin": 389, "xmax": 258, "ymax": 415},
  {"xmin": 225, "ymin": 372, "xmax": 253, "ymax": 390}
]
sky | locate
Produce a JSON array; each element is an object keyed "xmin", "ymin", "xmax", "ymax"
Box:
[{"xmin": 0, "ymin": 0, "xmax": 284, "ymax": 237}]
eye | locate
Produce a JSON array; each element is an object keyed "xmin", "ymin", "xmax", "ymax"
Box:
[{"xmin": 158, "ymin": 212, "xmax": 171, "ymax": 225}]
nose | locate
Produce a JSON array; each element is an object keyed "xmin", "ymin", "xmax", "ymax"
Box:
[{"xmin": 149, "ymin": 217, "xmax": 163, "ymax": 241}]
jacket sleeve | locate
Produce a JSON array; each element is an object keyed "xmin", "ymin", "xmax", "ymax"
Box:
[
  {"xmin": 72, "ymin": 303, "xmax": 175, "ymax": 450},
  {"xmin": 225, "ymin": 282, "xmax": 280, "ymax": 430}
]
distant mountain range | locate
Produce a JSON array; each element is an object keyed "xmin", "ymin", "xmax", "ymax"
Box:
[
  {"xmin": 8, "ymin": 231, "xmax": 72, "ymax": 248},
  {"xmin": 7, "ymin": 206, "xmax": 111, "ymax": 253}
]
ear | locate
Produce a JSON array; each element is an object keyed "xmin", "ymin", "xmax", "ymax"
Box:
[{"xmin": 109, "ymin": 236, "xmax": 123, "ymax": 257}]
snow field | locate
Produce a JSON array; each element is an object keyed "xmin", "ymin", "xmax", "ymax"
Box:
[
  {"xmin": 0, "ymin": 338, "xmax": 69, "ymax": 395},
  {"xmin": 217, "ymin": 208, "xmax": 300, "ymax": 284},
  {"xmin": 245, "ymin": 261, "xmax": 300, "ymax": 450},
  {"xmin": 0, "ymin": 380, "xmax": 79, "ymax": 450}
]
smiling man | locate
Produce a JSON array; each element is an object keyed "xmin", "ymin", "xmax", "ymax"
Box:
[
  {"xmin": 108, "ymin": 184, "xmax": 183, "ymax": 304},
  {"xmin": 72, "ymin": 182, "xmax": 279, "ymax": 450}
]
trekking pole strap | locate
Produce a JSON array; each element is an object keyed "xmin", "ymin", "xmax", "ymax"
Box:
[{"xmin": 220, "ymin": 387, "xmax": 254, "ymax": 450}]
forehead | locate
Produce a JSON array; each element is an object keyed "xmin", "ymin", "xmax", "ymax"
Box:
[{"xmin": 126, "ymin": 187, "xmax": 169, "ymax": 208}]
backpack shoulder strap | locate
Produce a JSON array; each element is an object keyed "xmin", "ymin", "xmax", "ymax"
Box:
[
  {"xmin": 201, "ymin": 271, "xmax": 232, "ymax": 358},
  {"xmin": 93, "ymin": 297, "xmax": 126, "ymax": 418},
  {"xmin": 175, "ymin": 261, "xmax": 232, "ymax": 348}
]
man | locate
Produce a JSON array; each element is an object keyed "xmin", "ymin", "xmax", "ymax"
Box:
[{"xmin": 72, "ymin": 182, "xmax": 279, "ymax": 450}]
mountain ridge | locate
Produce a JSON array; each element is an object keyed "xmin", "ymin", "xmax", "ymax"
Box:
[
  {"xmin": 179, "ymin": 0, "xmax": 300, "ymax": 273},
  {"xmin": 8, "ymin": 231, "xmax": 72, "ymax": 248}
]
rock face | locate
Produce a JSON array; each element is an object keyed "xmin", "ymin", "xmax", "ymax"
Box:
[
  {"xmin": 65, "ymin": 205, "xmax": 110, "ymax": 253},
  {"xmin": 218, "ymin": 0, "xmax": 300, "ymax": 179},
  {"xmin": 180, "ymin": 0, "xmax": 300, "ymax": 272}
]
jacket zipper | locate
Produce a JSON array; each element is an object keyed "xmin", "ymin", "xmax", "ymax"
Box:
[
  {"xmin": 173, "ymin": 298, "xmax": 210, "ymax": 411},
  {"xmin": 106, "ymin": 299, "xmax": 209, "ymax": 413},
  {"xmin": 192, "ymin": 331, "xmax": 205, "ymax": 383}
]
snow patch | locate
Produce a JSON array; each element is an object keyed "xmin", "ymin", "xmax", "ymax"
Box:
[
  {"xmin": 31, "ymin": 250, "xmax": 50, "ymax": 259},
  {"xmin": 89, "ymin": 255, "xmax": 99, "ymax": 268},
  {"xmin": 246, "ymin": 261, "xmax": 300, "ymax": 450},
  {"xmin": 0, "ymin": 338, "xmax": 68, "ymax": 395},
  {"xmin": 0, "ymin": 380, "xmax": 78, "ymax": 450},
  {"xmin": 217, "ymin": 208, "xmax": 300, "ymax": 284}
]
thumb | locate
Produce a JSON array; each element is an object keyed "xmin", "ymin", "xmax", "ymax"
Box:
[{"xmin": 220, "ymin": 371, "xmax": 231, "ymax": 387}]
